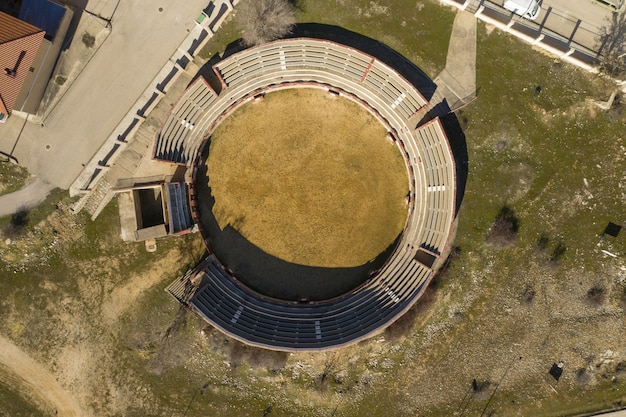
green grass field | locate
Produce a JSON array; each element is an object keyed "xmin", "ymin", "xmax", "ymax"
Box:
[{"xmin": 0, "ymin": 163, "xmax": 29, "ymax": 196}]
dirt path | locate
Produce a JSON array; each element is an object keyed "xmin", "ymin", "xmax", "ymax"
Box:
[{"xmin": 0, "ymin": 334, "xmax": 87, "ymax": 417}]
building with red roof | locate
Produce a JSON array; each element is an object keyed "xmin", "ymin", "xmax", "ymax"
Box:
[{"xmin": 0, "ymin": 11, "xmax": 45, "ymax": 122}]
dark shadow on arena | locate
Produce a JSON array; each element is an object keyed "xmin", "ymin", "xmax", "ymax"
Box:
[{"xmin": 194, "ymin": 145, "xmax": 401, "ymax": 302}]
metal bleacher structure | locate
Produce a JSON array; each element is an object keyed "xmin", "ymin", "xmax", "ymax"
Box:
[{"xmin": 163, "ymin": 38, "xmax": 458, "ymax": 351}]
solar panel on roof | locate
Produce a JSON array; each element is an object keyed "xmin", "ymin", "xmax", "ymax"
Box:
[{"xmin": 19, "ymin": 0, "xmax": 65, "ymax": 39}]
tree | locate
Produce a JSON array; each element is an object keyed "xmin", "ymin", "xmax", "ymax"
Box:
[
  {"xmin": 598, "ymin": 10, "xmax": 626, "ymax": 77},
  {"xmin": 237, "ymin": 0, "xmax": 295, "ymax": 46}
]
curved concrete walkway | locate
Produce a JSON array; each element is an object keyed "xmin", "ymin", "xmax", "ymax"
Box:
[{"xmin": 0, "ymin": 177, "xmax": 54, "ymax": 218}]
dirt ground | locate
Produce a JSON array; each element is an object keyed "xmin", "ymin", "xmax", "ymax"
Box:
[
  {"xmin": 0, "ymin": 12, "xmax": 625, "ymax": 416},
  {"xmin": 0, "ymin": 103, "xmax": 624, "ymax": 417},
  {"xmin": 0, "ymin": 334, "xmax": 84, "ymax": 416},
  {"xmin": 0, "ymin": 199, "xmax": 206, "ymax": 417},
  {"xmin": 206, "ymin": 88, "xmax": 408, "ymax": 269}
]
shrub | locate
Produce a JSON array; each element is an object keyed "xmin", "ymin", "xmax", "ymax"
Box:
[
  {"xmin": 536, "ymin": 233, "xmax": 549, "ymax": 253},
  {"xmin": 521, "ymin": 285, "xmax": 536, "ymax": 305},
  {"xmin": 486, "ymin": 206, "xmax": 519, "ymax": 248},
  {"xmin": 237, "ymin": 0, "xmax": 295, "ymax": 46},
  {"xmin": 598, "ymin": 10, "xmax": 626, "ymax": 77},
  {"xmin": 586, "ymin": 285, "xmax": 605, "ymax": 307},
  {"xmin": 549, "ymin": 241, "xmax": 567, "ymax": 263}
]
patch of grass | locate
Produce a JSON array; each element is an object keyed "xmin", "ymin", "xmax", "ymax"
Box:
[
  {"xmin": 498, "ymin": 378, "xmax": 626, "ymax": 417},
  {"xmin": 0, "ymin": 190, "xmax": 59, "ymax": 240},
  {"xmin": 296, "ymin": 0, "xmax": 452, "ymax": 76},
  {"xmin": 0, "ymin": 163, "xmax": 29, "ymax": 196},
  {"xmin": 0, "ymin": 379, "xmax": 48, "ymax": 417},
  {"xmin": 198, "ymin": 0, "xmax": 452, "ymax": 78},
  {"xmin": 198, "ymin": 16, "xmax": 240, "ymax": 60}
]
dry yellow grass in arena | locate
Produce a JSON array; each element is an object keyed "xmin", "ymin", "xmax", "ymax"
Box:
[{"xmin": 206, "ymin": 88, "xmax": 408, "ymax": 268}]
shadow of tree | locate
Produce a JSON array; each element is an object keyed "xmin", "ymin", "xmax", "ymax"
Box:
[{"xmin": 3, "ymin": 207, "xmax": 29, "ymax": 240}]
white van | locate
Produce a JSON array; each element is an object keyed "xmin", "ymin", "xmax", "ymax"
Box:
[
  {"xmin": 592, "ymin": 0, "xmax": 624, "ymax": 12},
  {"xmin": 503, "ymin": 0, "xmax": 541, "ymax": 21}
]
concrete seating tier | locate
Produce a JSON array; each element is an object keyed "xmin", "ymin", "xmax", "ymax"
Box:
[
  {"xmin": 153, "ymin": 77, "xmax": 218, "ymax": 164},
  {"xmin": 165, "ymin": 182, "xmax": 193, "ymax": 234},
  {"xmin": 413, "ymin": 120, "xmax": 456, "ymax": 253},
  {"xmin": 158, "ymin": 38, "xmax": 457, "ymax": 350},
  {"xmin": 213, "ymin": 39, "xmax": 428, "ymax": 120},
  {"xmin": 187, "ymin": 254, "xmax": 431, "ymax": 350}
]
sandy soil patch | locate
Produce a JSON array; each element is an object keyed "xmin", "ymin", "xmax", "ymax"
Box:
[
  {"xmin": 0, "ymin": 334, "xmax": 87, "ymax": 417},
  {"xmin": 206, "ymin": 88, "xmax": 408, "ymax": 268}
]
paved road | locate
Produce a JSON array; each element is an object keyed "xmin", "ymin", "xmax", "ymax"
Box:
[
  {"xmin": 542, "ymin": 0, "xmax": 616, "ymax": 29},
  {"xmin": 0, "ymin": 0, "xmax": 212, "ymax": 190},
  {"xmin": 540, "ymin": 0, "xmax": 616, "ymax": 51},
  {"xmin": 590, "ymin": 411, "xmax": 626, "ymax": 417},
  {"xmin": 492, "ymin": 0, "xmax": 616, "ymax": 51},
  {"xmin": 0, "ymin": 177, "xmax": 54, "ymax": 218}
]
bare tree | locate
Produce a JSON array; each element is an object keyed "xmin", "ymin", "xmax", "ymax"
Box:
[
  {"xmin": 598, "ymin": 10, "xmax": 626, "ymax": 77},
  {"xmin": 237, "ymin": 0, "xmax": 295, "ymax": 46}
]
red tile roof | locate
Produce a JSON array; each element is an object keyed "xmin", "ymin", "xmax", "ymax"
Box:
[{"xmin": 0, "ymin": 12, "xmax": 45, "ymax": 116}]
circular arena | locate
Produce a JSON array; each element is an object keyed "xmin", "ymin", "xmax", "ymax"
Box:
[{"xmin": 158, "ymin": 38, "xmax": 458, "ymax": 351}]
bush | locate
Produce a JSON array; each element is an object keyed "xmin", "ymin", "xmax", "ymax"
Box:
[
  {"xmin": 521, "ymin": 285, "xmax": 536, "ymax": 305},
  {"xmin": 586, "ymin": 285, "xmax": 605, "ymax": 307},
  {"xmin": 549, "ymin": 241, "xmax": 567, "ymax": 263},
  {"xmin": 237, "ymin": 0, "xmax": 295, "ymax": 46},
  {"xmin": 575, "ymin": 368, "xmax": 591, "ymax": 386},
  {"xmin": 536, "ymin": 233, "xmax": 549, "ymax": 253},
  {"xmin": 486, "ymin": 206, "xmax": 519, "ymax": 248}
]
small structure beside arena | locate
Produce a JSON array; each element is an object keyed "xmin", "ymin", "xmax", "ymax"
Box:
[
  {"xmin": 117, "ymin": 180, "xmax": 193, "ymax": 243},
  {"xmin": 149, "ymin": 37, "xmax": 461, "ymax": 351}
]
